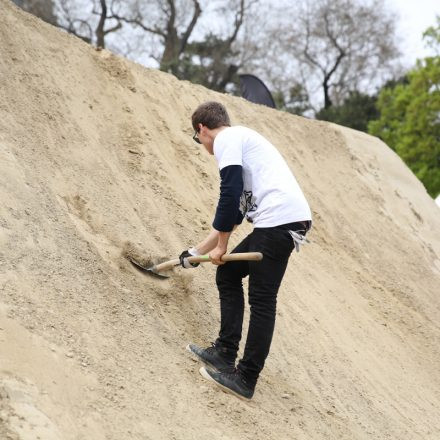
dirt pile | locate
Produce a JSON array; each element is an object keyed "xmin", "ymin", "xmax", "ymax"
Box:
[{"xmin": 1, "ymin": 1, "xmax": 439, "ymax": 439}]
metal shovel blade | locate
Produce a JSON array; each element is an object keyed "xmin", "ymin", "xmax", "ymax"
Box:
[
  {"xmin": 129, "ymin": 252, "xmax": 263, "ymax": 280},
  {"xmin": 129, "ymin": 256, "xmax": 171, "ymax": 279}
]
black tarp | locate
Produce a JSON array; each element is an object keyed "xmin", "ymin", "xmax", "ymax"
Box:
[{"xmin": 239, "ymin": 74, "xmax": 276, "ymax": 108}]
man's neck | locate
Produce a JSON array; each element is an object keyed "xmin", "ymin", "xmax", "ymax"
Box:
[{"xmin": 209, "ymin": 126, "xmax": 228, "ymax": 140}]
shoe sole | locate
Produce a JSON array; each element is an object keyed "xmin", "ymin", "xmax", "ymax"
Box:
[
  {"xmin": 199, "ymin": 366, "xmax": 251, "ymax": 401},
  {"xmin": 185, "ymin": 344, "xmax": 221, "ymax": 372}
]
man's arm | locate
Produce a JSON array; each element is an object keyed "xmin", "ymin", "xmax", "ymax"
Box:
[
  {"xmin": 209, "ymin": 165, "xmax": 243, "ymax": 264},
  {"xmin": 193, "ymin": 229, "xmax": 220, "ymax": 255},
  {"xmin": 180, "ymin": 165, "xmax": 243, "ymax": 267},
  {"xmin": 209, "ymin": 230, "xmax": 233, "ymax": 265},
  {"xmin": 193, "ymin": 225, "xmax": 238, "ymax": 256}
]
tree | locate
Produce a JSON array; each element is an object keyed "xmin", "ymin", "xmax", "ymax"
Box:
[
  {"xmin": 177, "ymin": 34, "xmax": 240, "ymax": 91},
  {"xmin": 48, "ymin": 0, "xmax": 253, "ymax": 92},
  {"xmin": 368, "ymin": 22, "xmax": 440, "ymax": 198},
  {"xmin": 316, "ymin": 91, "xmax": 379, "ymax": 132},
  {"xmin": 56, "ymin": 0, "xmax": 122, "ymax": 47},
  {"xmin": 315, "ymin": 75, "xmax": 409, "ymax": 131},
  {"xmin": 94, "ymin": 0, "xmax": 122, "ymax": 48},
  {"xmin": 273, "ymin": 83, "xmax": 312, "ymax": 116},
  {"xmin": 269, "ymin": 0, "xmax": 400, "ymax": 111},
  {"xmin": 112, "ymin": 0, "xmax": 252, "ymax": 92},
  {"xmin": 105, "ymin": 0, "xmax": 202, "ymax": 72},
  {"xmin": 53, "ymin": 0, "xmax": 202, "ymax": 54},
  {"xmin": 423, "ymin": 16, "xmax": 440, "ymax": 56},
  {"xmin": 173, "ymin": 0, "xmax": 253, "ymax": 92},
  {"xmin": 12, "ymin": 0, "xmax": 58, "ymax": 26}
]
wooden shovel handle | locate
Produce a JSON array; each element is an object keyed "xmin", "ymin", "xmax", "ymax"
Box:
[
  {"xmin": 188, "ymin": 252, "xmax": 263, "ymax": 264},
  {"xmin": 153, "ymin": 252, "xmax": 263, "ymax": 273}
]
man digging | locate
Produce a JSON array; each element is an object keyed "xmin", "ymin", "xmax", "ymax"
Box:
[{"xmin": 181, "ymin": 101, "xmax": 312, "ymax": 400}]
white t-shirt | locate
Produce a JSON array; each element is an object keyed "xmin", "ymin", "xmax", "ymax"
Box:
[{"xmin": 213, "ymin": 126, "xmax": 312, "ymax": 228}]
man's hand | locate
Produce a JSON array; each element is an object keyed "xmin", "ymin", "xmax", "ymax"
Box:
[
  {"xmin": 209, "ymin": 246, "xmax": 227, "ymax": 265},
  {"xmin": 179, "ymin": 249, "xmax": 200, "ymax": 268}
]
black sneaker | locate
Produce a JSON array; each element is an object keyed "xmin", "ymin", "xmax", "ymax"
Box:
[
  {"xmin": 199, "ymin": 366, "xmax": 254, "ymax": 400},
  {"xmin": 186, "ymin": 343, "xmax": 235, "ymax": 373}
]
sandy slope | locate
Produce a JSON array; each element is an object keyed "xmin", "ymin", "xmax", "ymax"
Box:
[{"xmin": 0, "ymin": 1, "xmax": 439, "ymax": 439}]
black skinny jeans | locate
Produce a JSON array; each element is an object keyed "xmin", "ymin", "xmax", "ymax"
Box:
[{"xmin": 215, "ymin": 221, "xmax": 309, "ymax": 387}]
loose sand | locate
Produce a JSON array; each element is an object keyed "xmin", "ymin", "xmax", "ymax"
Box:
[{"xmin": 1, "ymin": 1, "xmax": 439, "ymax": 439}]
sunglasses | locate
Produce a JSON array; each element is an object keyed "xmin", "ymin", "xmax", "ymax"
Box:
[{"xmin": 192, "ymin": 130, "xmax": 201, "ymax": 144}]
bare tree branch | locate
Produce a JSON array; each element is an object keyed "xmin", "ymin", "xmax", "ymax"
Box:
[
  {"xmin": 95, "ymin": 0, "xmax": 108, "ymax": 47},
  {"xmin": 50, "ymin": 0, "xmax": 255, "ymax": 92},
  {"xmin": 275, "ymin": 0, "xmax": 401, "ymax": 110},
  {"xmin": 108, "ymin": 12, "xmax": 166, "ymax": 38},
  {"xmin": 227, "ymin": 0, "xmax": 245, "ymax": 45},
  {"xmin": 321, "ymin": 10, "xmax": 346, "ymax": 107},
  {"xmin": 179, "ymin": 0, "xmax": 201, "ymax": 54}
]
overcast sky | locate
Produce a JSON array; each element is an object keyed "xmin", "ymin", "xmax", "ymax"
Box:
[{"xmin": 389, "ymin": 0, "xmax": 440, "ymax": 66}]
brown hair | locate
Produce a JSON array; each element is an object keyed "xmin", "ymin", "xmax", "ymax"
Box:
[{"xmin": 191, "ymin": 101, "xmax": 231, "ymax": 131}]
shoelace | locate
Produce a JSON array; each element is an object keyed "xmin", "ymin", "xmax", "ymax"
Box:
[
  {"xmin": 223, "ymin": 368, "xmax": 252, "ymax": 389},
  {"xmin": 222, "ymin": 367, "xmax": 238, "ymax": 379},
  {"xmin": 205, "ymin": 342, "xmax": 218, "ymax": 354}
]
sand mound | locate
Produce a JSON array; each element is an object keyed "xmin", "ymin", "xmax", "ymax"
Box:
[{"xmin": 1, "ymin": 1, "xmax": 439, "ymax": 439}]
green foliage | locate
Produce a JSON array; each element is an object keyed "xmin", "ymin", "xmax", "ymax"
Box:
[
  {"xmin": 316, "ymin": 91, "xmax": 379, "ymax": 132},
  {"xmin": 274, "ymin": 83, "xmax": 312, "ymax": 116},
  {"xmin": 423, "ymin": 16, "xmax": 440, "ymax": 55},
  {"xmin": 368, "ymin": 56, "xmax": 440, "ymax": 197}
]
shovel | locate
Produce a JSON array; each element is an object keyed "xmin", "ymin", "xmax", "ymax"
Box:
[{"xmin": 129, "ymin": 252, "xmax": 263, "ymax": 279}]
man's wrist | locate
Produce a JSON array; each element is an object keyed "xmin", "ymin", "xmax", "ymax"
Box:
[{"xmin": 217, "ymin": 231, "xmax": 231, "ymax": 250}]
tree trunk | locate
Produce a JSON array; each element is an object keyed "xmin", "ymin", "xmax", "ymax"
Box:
[
  {"xmin": 96, "ymin": 0, "xmax": 107, "ymax": 48},
  {"xmin": 323, "ymin": 79, "xmax": 332, "ymax": 108},
  {"xmin": 160, "ymin": 30, "xmax": 179, "ymax": 72}
]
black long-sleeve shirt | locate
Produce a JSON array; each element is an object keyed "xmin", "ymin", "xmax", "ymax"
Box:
[{"xmin": 212, "ymin": 165, "xmax": 244, "ymax": 232}]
